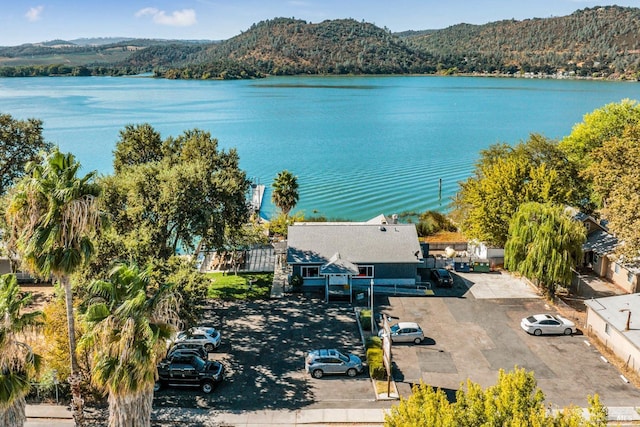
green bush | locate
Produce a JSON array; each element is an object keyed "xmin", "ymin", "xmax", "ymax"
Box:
[
  {"xmin": 366, "ymin": 336, "xmax": 385, "ymax": 380},
  {"xmin": 359, "ymin": 309, "xmax": 372, "ymax": 330}
]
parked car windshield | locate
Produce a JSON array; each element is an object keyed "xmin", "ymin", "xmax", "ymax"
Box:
[
  {"xmin": 190, "ymin": 356, "xmax": 206, "ymax": 370},
  {"xmin": 390, "ymin": 324, "xmax": 401, "ymax": 333},
  {"xmin": 337, "ymin": 353, "xmax": 349, "ymax": 363},
  {"xmin": 526, "ymin": 316, "xmax": 537, "ymax": 323}
]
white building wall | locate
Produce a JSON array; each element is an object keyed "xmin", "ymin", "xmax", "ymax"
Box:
[{"xmin": 586, "ymin": 306, "xmax": 640, "ymax": 376}]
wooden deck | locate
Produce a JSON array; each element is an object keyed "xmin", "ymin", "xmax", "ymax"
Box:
[{"xmin": 199, "ymin": 244, "xmax": 276, "ymax": 273}]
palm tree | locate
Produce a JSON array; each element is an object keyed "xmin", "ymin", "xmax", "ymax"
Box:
[
  {"xmin": 271, "ymin": 170, "xmax": 299, "ymax": 217},
  {"xmin": 4, "ymin": 149, "xmax": 102, "ymax": 427},
  {"xmin": 0, "ymin": 273, "xmax": 43, "ymax": 427},
  {"xmin": 80, "ymin": 263, "xmax": 180, "ymax": 427}
]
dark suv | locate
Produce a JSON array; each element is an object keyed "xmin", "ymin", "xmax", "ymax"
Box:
[
  {"xmin": 155, "ymin": 355, "xmax": 223, "ymax": 394},
  {"xmin": 430, "ymin": 268, "xmax": 454, "ymax": 288}
]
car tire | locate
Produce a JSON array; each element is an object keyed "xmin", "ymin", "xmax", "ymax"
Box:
[
  {"xmin": 201, "ymin": 380, "xmax": 215, "ymax": 394},
  {"xmin": 533, "ymin": 329, "xmax": 542, "ymax": 336},
  {"xmin": 346, "ymin": 368, "xmax": 357, "ymax": 377},
  {"xmin": 153, "ymin": 381, "xmax": 162, "ymax": 392},
  {"xmin": 312, "ymin": 369, "xmax": 324, "ymax": 379},
  {"xmin": 414, "ymin": 338, "xmax": 422, "ymax": 344},
  {"xmin": 564, "ymin": 328, "xmax": 573, "ymax": 335},
  {"xmin": 204, "ymin": 343, "xmax": 214, "ymax": 352}
]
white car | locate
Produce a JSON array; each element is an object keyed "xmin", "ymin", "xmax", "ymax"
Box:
[
  {"xmin": 175, "ymin": 327, "xmax": 221, "ymax": 352},
  {"xmin": 378, "ymin": 321, "xmax": 424, "ymax": 344},
  {"xmin": 520, "ymin": 314, "xmax": 577, "ymax": 336}
]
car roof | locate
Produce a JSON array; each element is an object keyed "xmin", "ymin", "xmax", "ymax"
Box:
[
  {"xmin": 532, "ymin": 314, "xmax": 557, "ymax": 321},
  {"xmin": 395, "ymin": 322, "xmax": 421, "ymax": 329},
  {"xmin": 308, "ymin": 349, "xmax": 342, "ymax": 357}
]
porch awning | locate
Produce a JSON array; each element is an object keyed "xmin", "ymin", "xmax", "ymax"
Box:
[{"xmin": 320, "ymin": 252, "xmax": 359, "ymax": 275}]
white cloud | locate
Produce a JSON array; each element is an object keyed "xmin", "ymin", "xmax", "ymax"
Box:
[
  {"xmin": 135, "ymin": 7, "xmax": 197, "ymax": 27},
  {"xmin": 25, "ymin": 5, "xmax": 44, "ymax": 22}
]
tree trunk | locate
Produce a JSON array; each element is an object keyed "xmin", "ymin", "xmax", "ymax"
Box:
[
  {"xmin": 108, "ymin": 388, "xmax": 153, "ymax": 427},
  {"xmin": 61, "ymin": 275, "xmax": 85, "ymax": 427},
  {"xmin": 0, "ymin": 395, "xmax": 26, "ymax": 427}
]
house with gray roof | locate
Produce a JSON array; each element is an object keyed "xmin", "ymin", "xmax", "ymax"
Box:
[
  {"xmin": 573, "ymin": 211, "xmax": 638, "ymax": 294},
  {"xmin": 286, "ymin": 220, "xmax": 423, "ymax": 300},
  {"xmin": 585, "ymin": 293, "xmax": 640, "ymax": 377}
]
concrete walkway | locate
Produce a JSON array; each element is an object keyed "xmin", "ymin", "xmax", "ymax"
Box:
[
  {"xmin": 25, "ymin": 405, "xmax": 389, "ymax": 426},
  {"xmin": 25, "ymin": 403, "xmax": 640, "ymax": 425}
]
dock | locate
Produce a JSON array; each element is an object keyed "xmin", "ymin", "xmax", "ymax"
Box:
[{"xmin": 250, "ymin": 184, "xmax": 265, "ymax": 214}]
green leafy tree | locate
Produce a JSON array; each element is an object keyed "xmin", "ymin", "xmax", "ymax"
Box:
[
  {"xmin": 112, "ymin": 124, "xmax": 163, "ymax": 173},
  {"xmin": 0, "ymin": 274, "xmax": 43, "ymax": 427},
  {"xmin": 80, "ymin": 263, "xmax": 180, "ymax": 427},
  {"xmin": 271, "ymin": 170, "xmax": 299, "ymax": 217},
  {"xmin": 4, "ymin": 149, "xmax": 103, "ymax": 427},
  {"xmin": 413, "ymin": 210, "xmax": 457, "ymax": 237},
  {"xmin": 0, "ymin": 113, "xmax": 51, "ymax": 196},
  {"xmin": 559, "ymin": 99, "xmax": 640, "ymax": 170},
  {"xmin": 584, "ymin": 123, "xmax": 640, "ymax": 260},
  {"xmin": 505, "ymin": 202, "xmax": 585, "ymax": 296},
  {"xmin": 385, "ymin": 367, "xmax": 606, "ymax": 427},
  {"xmin": 453, "ymin": 134, "xmax": 579, "ymax": 247},
  {"xmin": 268, "ymin": 211, "xmax": 304, "ymax": 239},
  {"xmin": 101, "ymin": 126, "xmax": 250, "ymax": 262}
]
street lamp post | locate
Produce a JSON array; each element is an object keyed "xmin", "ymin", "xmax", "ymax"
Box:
[{"xmin": 370, "ymin": 279, "xmax": 374, "ymax": 334}]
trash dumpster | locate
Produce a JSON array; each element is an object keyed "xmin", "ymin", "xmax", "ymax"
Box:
[
  {"xmin": 453, "ymin": 258, "xmax": 471, "ymax": 272},
  {"xmin": 472, "ymin": 260, "xmax": 491, "ymax": 273}
]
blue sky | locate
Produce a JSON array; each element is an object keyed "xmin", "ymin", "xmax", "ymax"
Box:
[{"xmin": 1, "ymin": 0, "xmax": 639, "ymax": 46}]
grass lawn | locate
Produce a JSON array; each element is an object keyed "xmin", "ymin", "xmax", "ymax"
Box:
[{"xmin": 205, "ymin": 272, "xmax": 273, "ymax": 300}]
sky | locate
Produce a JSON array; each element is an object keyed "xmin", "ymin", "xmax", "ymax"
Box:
[{"xmin": 1, "ymin": 0, "xmax": 640, "ymax": 46}]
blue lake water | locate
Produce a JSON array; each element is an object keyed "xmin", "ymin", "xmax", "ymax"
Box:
[{"xmin": 1, "ymin": 75, "xmax": 640, "ymax": 221}]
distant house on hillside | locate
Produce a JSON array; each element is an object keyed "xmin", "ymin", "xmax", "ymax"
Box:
[
  {"xmin": 572, "ymin": 211, "xmax": 639, "ymax": 294},
  {"xmin": 286, "ymin": 217, "xmax": 423, "ymax": 301}
]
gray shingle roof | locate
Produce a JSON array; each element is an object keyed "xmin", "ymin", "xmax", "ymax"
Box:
[{"xmin": 286, "ymin": 223, "xmax": 422, "ymax": 265}]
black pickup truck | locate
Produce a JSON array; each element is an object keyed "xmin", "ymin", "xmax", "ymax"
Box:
[{"xmin": 154, "ymin": 355, "xmax": 223, "ymax": 394}]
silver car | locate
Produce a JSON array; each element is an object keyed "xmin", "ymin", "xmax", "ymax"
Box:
[
  {"xmin": 378, "ymin": 321, "xmax": 424, "ymax": 344},
  {"xmin": 175, "ymin": 326, "xmax": 221, "ymax": 352},
  {"xmin": 304, "ymin": 349, "xmax": 363, "ymax": 379},
  {"xmin": 520, "ymin": 314, "xmax": 577, "ymax": 336}
]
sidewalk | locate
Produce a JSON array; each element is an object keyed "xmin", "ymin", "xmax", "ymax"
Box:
[
  {"xmin": 25, "ymin": 405, "xmax": 389, "ymax": 426},
  {"xmin": 25, "ymin": 403, "xmax": 640, "ymax": 425}
]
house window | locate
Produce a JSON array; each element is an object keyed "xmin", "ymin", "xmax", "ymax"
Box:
[
  {"xmin": 614, "ymin": 263, "xmax": 620, "ymax": 274},
  {"xmin": 628, "ymin": 272, "xmax": 634, "ymax": 283},
  {"xmin": 604, "ymin": 323, "xmax": 610, "ymax": 335},
  {"xmin": 301, "ymin": 266, "xmax": 319, "ymax": 278},
  {"xmin": 357, "ymin": 265, "xmax": 374, "ymax": 278}
]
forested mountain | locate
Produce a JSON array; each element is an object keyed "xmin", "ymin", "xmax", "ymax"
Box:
[
  {"xmin": 145, "ymin": 18, "xmax": 435, "ymax": 79},
  {"xmin": 406, "ymin": 5, "xmax": 640, "ymax": 77},
  {"xmin": 1, "ymin": 6, "xmax": 640, "ymax": 79}
]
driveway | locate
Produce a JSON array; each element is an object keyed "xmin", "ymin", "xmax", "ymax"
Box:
[{"xmin": 381, "ymin": 272, "xmax": 640, "ymax": 409}]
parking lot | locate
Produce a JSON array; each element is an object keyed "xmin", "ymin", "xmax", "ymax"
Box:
[
  {"xmin": 154, "ymin": 273, "xmax": 640, "ymax": 413},
  {"xmin": 381, "ymin": 272, "xmax": 640, "ymax": 409},
  {"xmin": 153, "ymin": 293, "xmax": 389, "ymax": 411}
]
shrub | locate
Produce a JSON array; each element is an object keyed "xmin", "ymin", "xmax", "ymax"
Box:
[
  {"xmin": 366, "ymin": 336, "xmax": 385, "ymax": 380},
  {"xmin": 359, "ymin": 309, "xmax": 372, "ymax": 331}
]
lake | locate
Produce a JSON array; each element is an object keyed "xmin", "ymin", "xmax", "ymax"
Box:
[{"xmin": 1, "ymin": 75, "xmax": 639, "ymax": 221}]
